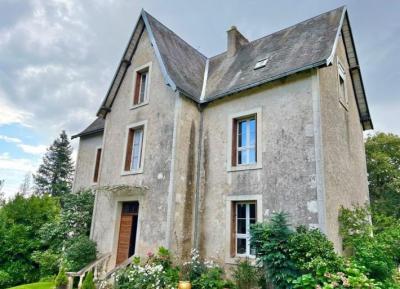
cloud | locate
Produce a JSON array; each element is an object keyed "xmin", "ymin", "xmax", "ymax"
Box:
[
  {"xmin": 18, "ymin": 144, "xmax": 47, "ymax": 155},
  {"xmin": 0, "ymin": 96, "xmax": 32, "ymax": 126},
  {"xmin": 0, "ymin": 153, "xmax": 38, "ymax": 172},
  {"xmin": 0, "ymin": 135, "xmax": 22, "ymax": 144}
]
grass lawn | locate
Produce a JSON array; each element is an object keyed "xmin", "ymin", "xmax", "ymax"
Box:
[{"xmin": 8, "ymin": 282, "xmax": 54, "ymax": 289}]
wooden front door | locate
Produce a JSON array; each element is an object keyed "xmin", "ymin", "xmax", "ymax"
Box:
[{"xmin": 116, "ymin": 202, "xmax": 139, "ymax": 265}]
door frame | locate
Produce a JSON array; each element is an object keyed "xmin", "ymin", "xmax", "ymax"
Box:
[{"xmin": 112, "ymin": 196, "xmax": 142, "ymax": 266}]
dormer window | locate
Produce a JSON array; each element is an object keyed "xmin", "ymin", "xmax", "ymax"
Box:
[{"xmin": 133, "ymin": 68, "xmax": 149, "ymax": 105}]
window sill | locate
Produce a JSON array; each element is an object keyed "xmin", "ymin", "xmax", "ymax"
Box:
[
  {"xmin": 227, "ymin": 163, "xmax": 262, "ymax": 172},
  {"xmin": 121, "ymin": 169, "xmax": 143, "ymax": 176},
  {"xmin": 130, "ymin": 101, "xmax": 149, "ymax": 110}
]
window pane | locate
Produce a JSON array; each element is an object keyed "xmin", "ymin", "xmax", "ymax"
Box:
[
  {"xmin": 249, "ymin": 148, "xmax": 256, "ymax": 163},
  {"xmin": 139, "ymin": 72, "xmax": 147, "ymax": 103},
  {"xmin": 237, "ymin": 219, "xmax": 246, "ymax": 234},
  {"xmin": 249, "ymin": 119, "xmax": 256, "ymax": 145},
  {"xmin": 238, "ymin": 120, "xmax": 247, "ymax": 147},
  {"xmin": 131, "ymin": 128, "xmax": 143, "ymax": 170},
  {"xmin": 238, "ymin": 150, "xmax": 248, "ymax": 165},
  {"xmin": 237, "ymin": 238, "xmax": 246, "ymax": 254},
  {"xmin": 250, "ymin": 204, "xmax": 256, "ymax": 219},
  {"xmin": 237, "ymin": 203, "xmax": 246, "ymax": 218}
]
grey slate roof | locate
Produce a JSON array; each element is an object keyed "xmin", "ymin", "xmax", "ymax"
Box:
[
  {"xmin": 72, "ymin": 117, "xmax": 105, "ymax": 139},
  {"xmin": 145, "ymin": 12, "xmax": 207, "ymax": 100},
  {"xmin": 88, "ymin": 6, "xmax": 372, "ymax": 138},
  {"xmin": 205, "ymin": 7, "xmax": 343, "ymax": 99}
]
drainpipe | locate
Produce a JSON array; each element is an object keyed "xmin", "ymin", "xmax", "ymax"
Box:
[{"xmin": 193, "ymin": 104, "xmax": 204, "ymax": 250}]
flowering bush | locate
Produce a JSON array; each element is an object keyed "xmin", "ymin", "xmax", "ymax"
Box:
[
  {"xmin": 115, "ymin": 247, "xmax": 179, "ymax": 289},
  {"xmin": 115, "ymin": 248, "xmax": 234, "ymax": 289}
]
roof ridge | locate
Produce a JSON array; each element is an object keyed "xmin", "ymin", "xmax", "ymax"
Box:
[{"xmin": 142, "ymin": 9, "xmax": 208, "ymax": 60}]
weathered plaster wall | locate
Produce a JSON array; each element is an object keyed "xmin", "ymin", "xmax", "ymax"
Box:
[
  {"xmin": 319, "ymin": 35, "xmax": 370, "ymax": 252},
  {"xmin": 169, "ymin": 95, "xmax": 201, "ymax": 260},
  {"xmin": 73, "ymin": 133, "xmax": 103, "ymax": 192},
  {"xmin": 90, "ymin": 29, "xmax": 177, "ymax": 266},
  {"xmin": 198, "ymin": 72, "xmax": 319, "ymax": 264}
]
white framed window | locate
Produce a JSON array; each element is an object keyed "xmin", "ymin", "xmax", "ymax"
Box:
[
  {"xmin": 337, "ymin": 60, "xmax": 348, "ymax": 108},
  {"xmin": 237, "ymin": 117, "xmax": 256, "ymax": 165},
  {"xmin": 225, "ymin": 194, "xmax": 262, "ymax": 263},
  {"xmin": 227, "ymin": 108, "xmax": 262, "ymax": 172},
  {"xmin": 122, "ymin": 121, "xmax": 147, "ymax": 175},
  {"xmin": 235, "ymin": 202, "xmax": 256, "ymax": 257},
  {"xmin": 131, "ymin": 62, "xmax": 152, "ymax": 109}
]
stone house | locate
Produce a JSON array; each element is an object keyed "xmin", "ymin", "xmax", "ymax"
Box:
[{"xmin": 72, "ymin": 6, "xmax": 372, "ymax": 270}]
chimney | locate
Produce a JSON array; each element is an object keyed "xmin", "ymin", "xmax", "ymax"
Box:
[{"xmin": 227, "ymin": 26, "xmax": 249, "ymax": 57}]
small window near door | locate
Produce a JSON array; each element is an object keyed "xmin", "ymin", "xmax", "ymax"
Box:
[
  {"xmin": 232, "ymin": 116, "xmax": 257, "ymax": 166},
  {"xmin": 93, "ymin": 148, "xmax": 102, "ymax": 183},
  {"xmin": 124, "ymin": 126, "xmax": 144, "ymax": 172},
  {"xmin": 232, "ymin": 202, "xmax": 256, "ymax": 257},
  {"xmin": 133, "ymin": 68, "xmax": 149, "ymax": 105}
]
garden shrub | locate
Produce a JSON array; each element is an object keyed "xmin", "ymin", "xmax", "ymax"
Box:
[
  {"xmin": 288, "ymin": 226, "xmax": 343, "ymax": 274},
  {"xmin": 82, "ymin": 271, "xmax": 95, "ymax": 289},
  {"xmin": 63, "ymin": 235, "xmax": 97, "ymax": 272},
  {"xmin": 116, "ymin": 247, "xmax": 179, "ymax": 289},
  {"xmin": 0, "ymin": 271, "xmax": 11, "ymax": 288},
  {"xmin": 251, "ymin": 212, "xmax": 299, "ymax": 289},
  {"xmin": 32, "ymin": 249, "xmax": 60, "ymax": 278},
  {"xmin": 55, "ymin": 267, "xmax": 68, "ymax": 289},
  {"xmin": 339, "ymin": 206, "xmax": 400, "ymax": 284},
  {"xmin": 232, "ymin": 258, "xmax": 260, "ymax": 289}
]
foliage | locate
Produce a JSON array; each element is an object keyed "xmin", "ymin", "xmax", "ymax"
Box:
[
  {"xmin": 34, "ymin": 131, "xmax": 74, "ymax": 198},
  {"xmin": 288, "ymin": 226, "xmax": 344, "ymax": 275},
  {"xmin": 63, "ymin": 235, "xmax": 97, "ymax": 272},
  {"xmin": 292, "ymin": 262, "xmax": 381, "ymax": 289},
  {"xmin": 115, "ymin": 248, "xmax": 179, "ymax": 289},
  {"xmin": 339, "ymin": 206, "xmax": 400, "ymax": 284},
  {"xmin": 0, "ymin": 194, "xmax": 60, "ymax": 288},
  {"xmin": 31, "ymin": 250, "xmax": 60, "ymax": 279},
  {"xmin": 115, "ymin": 247, "xmax": 233, "ymax": 289},
  {"xmin": 232, "ymin": 258, "xmax": 259, "ymax": 289},
  {"xmin": 251, "ymin": 212, "xmax": 299, "ymax": 289},
  {"xmin": 365, "ymin": 132, "xmax": 400, "ymax": 219},
  {"xmin": 192, "ymin": 267, "xmax": 235, "ymax": 289},
  {"xmin": 55, "ymin": 267, "xmax": 68, "ymax": 289},
  {"xmin": 81, "ymin": 271, "xmax": 95, "ymax": 289}
]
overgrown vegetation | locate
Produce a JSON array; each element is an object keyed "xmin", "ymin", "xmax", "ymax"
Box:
[{"xmin": 0, "ymin": 131, "xmax": 97, "ymax": 288}]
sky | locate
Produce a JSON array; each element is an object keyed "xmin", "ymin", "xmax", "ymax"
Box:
[{"xmin": 0, "ymin": 0, "xmax": 399, "ymax": 197}]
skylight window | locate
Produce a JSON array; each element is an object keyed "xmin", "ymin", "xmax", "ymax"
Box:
[{"xmin": 254, "ymin": 58, "xmax": 268, "ymax": 70}]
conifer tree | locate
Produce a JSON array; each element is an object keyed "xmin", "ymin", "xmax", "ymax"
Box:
[{"xmin": 34, "ymin": 131, "xmax": 74, "ymax": 197}]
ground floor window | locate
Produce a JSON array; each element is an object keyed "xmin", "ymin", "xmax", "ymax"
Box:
[{"xmin": 232, "ymin": 201, "xmax": 256, "ymax": 257}]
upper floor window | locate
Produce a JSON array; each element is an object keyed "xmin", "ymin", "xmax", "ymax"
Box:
[
  {"xmin": 232, "ymin": 116, "xmax": 257, "ymax": 166},
  {"xmin": 338, "ymin": 60, "xmax": 348, "ymax": 108},
  {"xmin": 93, "ymin": 147, "xmax": 102, "ymax": 183},
  {"xmin": 228, "ymin": 108, "xmax": 262, "ymax": 172},
  {"xmin": 124, "ymin": 126, "xmax": 144, "ymax": 172},
  {"xmin": 133, "ymin": 68, "xmax": 149, "ymax": 105}
]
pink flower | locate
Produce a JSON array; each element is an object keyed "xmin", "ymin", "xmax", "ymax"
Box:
[{"xmin": 147, "ymin": 251, "xmax": 154, "ymax": 258}]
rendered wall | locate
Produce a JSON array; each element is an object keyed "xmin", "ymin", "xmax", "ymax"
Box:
[
  {"xmin": 319, "ymin": 35, "xmax": 370, "ymax": 252},
  {"xmin": 90, "ymin": 29, "xmax": 178, "ymax": 267},
  {"xmin": 198, "ymin": 72, "xmax": 319, "ymax": 264},
  {"xmin": 73, "ymin": 133, "xmax": 103, "ymax": 192}
]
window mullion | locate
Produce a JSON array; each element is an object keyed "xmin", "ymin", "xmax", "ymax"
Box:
[{"xmin": 246, "ymin": 203, "xmax": 250, "ymax": 256}]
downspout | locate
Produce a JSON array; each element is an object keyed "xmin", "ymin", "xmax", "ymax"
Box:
[{"xmin": 193, "ymin": 104, "xmax": 204, "ymax": 250}]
